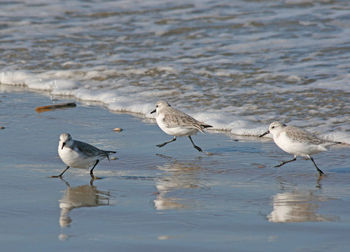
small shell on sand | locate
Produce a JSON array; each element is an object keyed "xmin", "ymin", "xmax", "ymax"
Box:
[
  {"xmin": 110, "ymin": 157, "xmax": 118, "ymax": 160},
  {"xmin": 113, "ymin": 128, "xmax": 123, "ymax": 132}
]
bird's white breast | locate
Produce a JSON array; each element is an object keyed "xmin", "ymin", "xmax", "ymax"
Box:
[
  {"xmin": 156, "ymin": 114, "xmax": 197, "ymax": 136},
  {"xmin": 274, "ymin": 132, "xmax": 326, "ymax": 157},
  {"xmin": 58, "ymin": 145, "xmax": 96, "ymax": 168}
]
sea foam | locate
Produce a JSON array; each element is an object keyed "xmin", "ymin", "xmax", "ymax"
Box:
[{"xmin": 1, "ymin": 69, "xmax": 350, "ymax": 144}]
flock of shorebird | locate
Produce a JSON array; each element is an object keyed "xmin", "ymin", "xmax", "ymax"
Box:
[{"xmin": 51, "ymin": 100, "xmax": 341, "ymax": 180}]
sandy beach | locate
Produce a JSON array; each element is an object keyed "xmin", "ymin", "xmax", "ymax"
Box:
[{"xmin": 1, "ymin": 88, "xmax": 350, "ymax": 251}]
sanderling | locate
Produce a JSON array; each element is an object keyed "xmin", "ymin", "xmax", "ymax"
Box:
[
  {"xmin": 150, "ymin": 100, "xmax": 212, "ymax": 152},
  {"xmin": 259, "ymin": 121, "xmax": 340, "ymax": 176},
  {"xmin": 51, "ymin": 133, "xmax": 116, "ymax": 179}
]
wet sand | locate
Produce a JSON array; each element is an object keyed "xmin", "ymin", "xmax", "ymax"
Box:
[{"xmin": 0, "ymin": 89, "xmax": 350, "ymax": 251}]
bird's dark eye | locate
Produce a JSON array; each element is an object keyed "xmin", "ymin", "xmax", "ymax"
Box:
[
  {"xmin": 272, "ymin": 126, "xmax": 275, "ymax": 129},
  {"xmin": 156, "ymin": 105, "xmax": 158, "ymax": 108}
]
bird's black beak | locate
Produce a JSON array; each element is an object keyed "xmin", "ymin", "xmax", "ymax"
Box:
[
  {"xmin": 259, "ymin": 130, "xmax": 270, "ymax": 137},
  {"xmin": 61, "ymin": 142, "xmax": 66, "ymax": 150},
  {"xmin": 150, "ymin": 109, "xmax": 156, "ymax": 114}
]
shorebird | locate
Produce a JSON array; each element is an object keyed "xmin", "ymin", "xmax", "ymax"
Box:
[
  {"xmin": 151, "ymin": 101, "xmax": 212, "ymax": 152},
  {"xmin": 260, "ymin": 121, "xmax": 340, "ymax": 176},
  {"xmin": 52, "ymin": 133, "xmax": 116, "ymax": 179}
]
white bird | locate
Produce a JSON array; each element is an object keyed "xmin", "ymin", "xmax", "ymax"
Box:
[
  {"xmin": 259, "ymin": 121, "xmax": 340, "ymax": 176},
  {"xmin": 52, "ymin": 133, "xmax": 116, "ymax": 179},
  {"xmin": 150, "ymin": 100, "xmax": 212, "ymax": 152}
]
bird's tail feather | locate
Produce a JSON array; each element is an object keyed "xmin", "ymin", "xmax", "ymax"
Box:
[
  {"xmin": 324, "ymin": 141, "xmax": 343, "ymax": 146},
  {"xmin": 104, "ymin": 150, "xmax": 117, "ymax": 160},
  {"xmin": 201, "ymin": 124, "xmax": 213, "ymax": 129},
  {"xmin": 197, "ymin": 123, "xmax": 213, "ymax": 133}
]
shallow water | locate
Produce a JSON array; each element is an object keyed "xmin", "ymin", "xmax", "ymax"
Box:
[
  {"xmin": 1, "ymin": 0, "xmax": 350, "ymax": 141},
  {"xmin": 0, "ymin": 91, "xmax": 349, "ymax": 251}
]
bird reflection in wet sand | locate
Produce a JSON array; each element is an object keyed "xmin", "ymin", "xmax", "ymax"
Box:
[
  {"xmin": 154, "ymin": 157, "xmax": 202, "ymax": 210},
  {"xmin": 58, "ymin": 179, "xmax": 111, "ymax": 240},
  {"xmin": 268, "ymin": 190, "xmax": 338, "ymax": 223}
]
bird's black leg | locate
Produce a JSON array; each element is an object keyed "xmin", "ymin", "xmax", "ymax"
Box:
[
  {"xmin": 309, "ymin": 156, "xmax": 324, "ymax": 176},
  {"xmin": 51, "ymin": 166, "xmax": 70, "ymax": 178},
  {"xmin": 275, "ymin": 156, "xmax": 297, "ymax": 167},
  {"xmin": 157, "ymin": 136, "xmax": 176, "ymax": 148},
  {"xmin": 188, "ymin": 136, "xmax": 203, "ymax": 152},
  {"xmin": 90, "ymin": 160, "xmax": 100, "ymax": 179}
]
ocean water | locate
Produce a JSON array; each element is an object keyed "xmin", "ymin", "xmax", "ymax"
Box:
[
  {"xmin": 1, "ymin": 0, "xmax": 350, "ymax": 142},
  {"xmin": 1, "ymin": 91, "xmax": 350, "ymax": 251}
]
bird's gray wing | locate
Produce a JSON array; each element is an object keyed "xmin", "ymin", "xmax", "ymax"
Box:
[
  {"xmin": 73, "ymin": 140, "xmax": 107, "ymax": 158},
  {"xmin": 163, "ymin": 108, "xmax": 204, "ymax": 132},
  {"xmin": 285, "ymin": 126, "xmax": 325, "ymax": 145}
]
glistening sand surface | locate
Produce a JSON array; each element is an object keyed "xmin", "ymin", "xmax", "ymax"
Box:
[{"xmin": 0, "ymin": 90, "xmax": 350, "ymax": 251}]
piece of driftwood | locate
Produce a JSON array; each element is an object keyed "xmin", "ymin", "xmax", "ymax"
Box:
[{"xmin": 35, "ymin": 102, "xmax": 76, "ymax": 113}]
